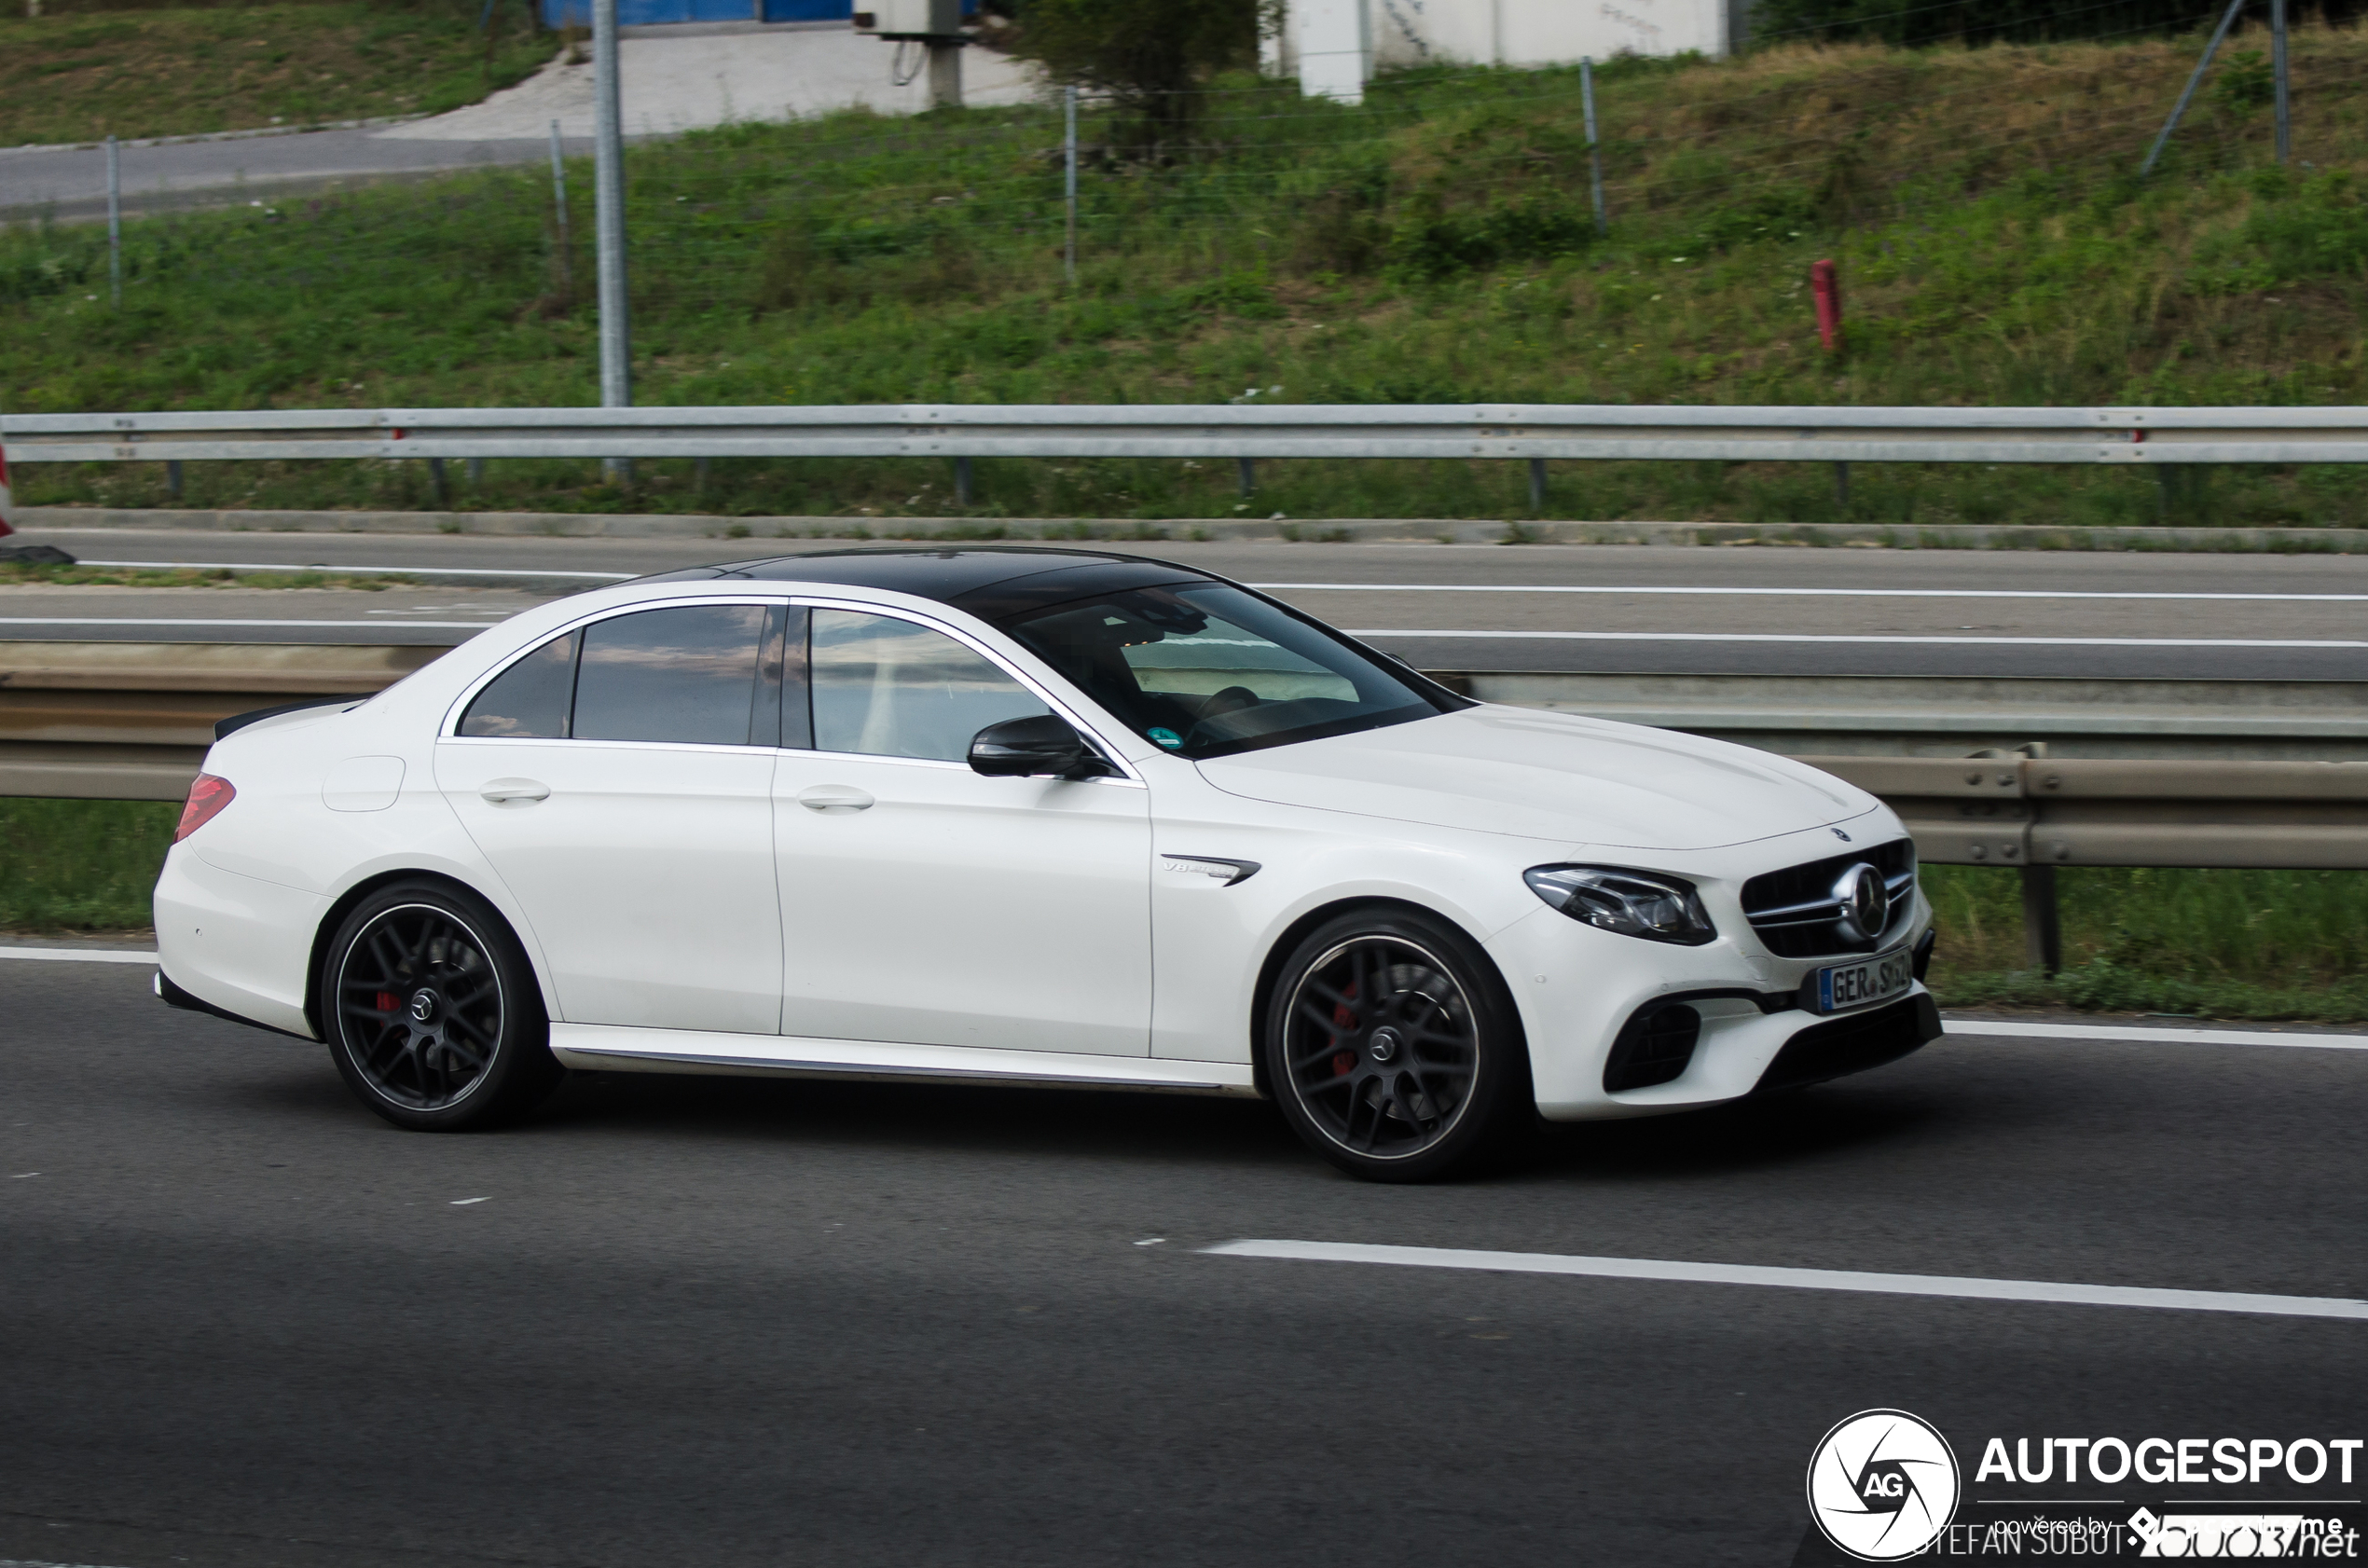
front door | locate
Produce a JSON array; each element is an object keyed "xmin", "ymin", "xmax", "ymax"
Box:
[
  {"xmin": 771, "ymin": 607, "xmax": 1151, "ymax": 1057},
  {"xmin": 437, "ymin": 601, "xmax": 786, "ymax": 1036}
]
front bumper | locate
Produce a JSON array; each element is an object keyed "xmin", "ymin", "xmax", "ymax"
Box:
[{"xmin": 1488, "ymin": 904, "xmax": 1940, "ymax": 1121}]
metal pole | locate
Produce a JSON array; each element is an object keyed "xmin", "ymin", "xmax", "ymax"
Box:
[
  {"xmin": 2141, "ymin": 0, "xmax": 2246, "ymax": 177},
  {"xmin": 926, "ymin": 39, "xmax": 961, "ymax": 110},
  {"xmin": 1581, "ymin": 58, "xmax": 1605, "ymax": 236},
  {"xmin": 105, "ymin": 134, "xmax": 121, "ymax": 308},
  {"xmin": 549, "ymin": 118, "xmax": 572, "ymax": 296},
  {"xmin": 1064, "ymin": 85, "xmax": 1079, "ymax": 286},
  {"xmin": 2272, "ymin": 0, "xmax": 2291, "ymax": 163},
  {"xmin": 592, "ymin": 0, "xmax": 632, "ymax": 480}
]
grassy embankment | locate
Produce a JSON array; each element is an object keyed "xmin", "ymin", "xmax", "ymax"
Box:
[
  {"xmin": 6, "ymin": 800, "xmax": 2363, "ymax": 1020},
  {"xmin": 0, "ymin": 0, "xmax": 553, "ymax": 146},
  {"xmin": 7, "ymin": 27, "xmax": 2368, "ymax": 528}
]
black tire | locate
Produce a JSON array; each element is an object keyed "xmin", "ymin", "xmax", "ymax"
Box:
[
  {"xmin": 320, "ymin": 880, "xmax": 561, "ymax": 1131},
  {"xmin": 1261, "ymin": 907, "xmax": 1534, "ymax": 1183}
]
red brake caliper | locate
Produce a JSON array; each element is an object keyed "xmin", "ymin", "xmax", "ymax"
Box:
[{"xmin": 376, "ymin": 992, "xmax": 399, "ymax": 1012}]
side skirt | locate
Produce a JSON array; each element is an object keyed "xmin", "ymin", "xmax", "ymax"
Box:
[{"xmin": 549, "ymin": 1024, "xmax": 1263, "ymax": 1098}]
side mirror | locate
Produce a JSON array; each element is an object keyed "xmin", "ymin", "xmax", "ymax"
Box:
[{"xmin": 969, "ymin": 715, "xmax": 1106, "ymax": 778}]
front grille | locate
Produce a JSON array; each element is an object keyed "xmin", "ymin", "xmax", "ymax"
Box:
[
  {"xmin": 1756, "ymin": 995, "xmax": 1941, "ymax": 1093},
  {"xmin": 1603, "ymin": 1003, "xmax": 1701, "ymax": 1093},
  {"xmin": 1741, "ymin": 839, "xmax": 1917, "ymax": 958}
]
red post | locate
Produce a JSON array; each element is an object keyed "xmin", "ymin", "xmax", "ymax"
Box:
[{"xmin": 1811, "ymin": 258, "xmax": 1842, "ymax": 353}]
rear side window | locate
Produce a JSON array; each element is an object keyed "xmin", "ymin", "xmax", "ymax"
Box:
[
  {"xmin": 573, "ymin": 604, "xmax": 771, "ymax": 746},
  {"xmin": 459, "ymin": 630, "xmax": 578, "ymax": 738}
]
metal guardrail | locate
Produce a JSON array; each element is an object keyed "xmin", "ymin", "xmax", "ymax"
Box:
[
  {"xmin": 7, "ymin": 647, "xmax": 2365, "ymax": 885},
  {"xmin": 8, "ymin": 404, "xmax": 2368, "ymax": 466}
]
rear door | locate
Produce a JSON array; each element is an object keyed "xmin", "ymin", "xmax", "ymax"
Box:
[{"xmin": 436, "ymin": 600, "xmax": 788, "ymax": 1036}]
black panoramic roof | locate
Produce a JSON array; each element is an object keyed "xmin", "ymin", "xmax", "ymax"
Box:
[{"xmin": 638, "ymin": 546, "xmax": 1215, "ymax": 620}]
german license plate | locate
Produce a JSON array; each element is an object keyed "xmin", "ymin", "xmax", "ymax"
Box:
[{"xmin": 1813, "ymin": 947, "xmax": 1913, "ymax": 1014}]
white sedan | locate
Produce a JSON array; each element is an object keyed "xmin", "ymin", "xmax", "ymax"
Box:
[{"xmin": 156, "ymin": 547, "xmax": 1938, "ymax": 1181}]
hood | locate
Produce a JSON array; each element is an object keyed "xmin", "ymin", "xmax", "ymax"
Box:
[{"xmin": 1194, "ymin": 707, "xmax": 1876, "ymax": 851}]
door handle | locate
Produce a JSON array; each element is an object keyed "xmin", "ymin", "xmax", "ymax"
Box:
[
  {"xmin": 479, "ymin": 778, "xmax": 550, "ymax": 805},
  {"xmin": 797, "ymin": 785, "xmax": 874, "ymax": 813}
]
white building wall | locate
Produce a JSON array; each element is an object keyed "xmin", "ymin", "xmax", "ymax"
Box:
[{"xmin": 1266, "ymin": 0, "xmax": 1748, "ymax": 89}]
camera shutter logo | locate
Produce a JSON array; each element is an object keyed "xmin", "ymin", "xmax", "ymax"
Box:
[{"xmin": 1806, "ymin": 1409, "xmax": 1962, "ymax": 1561}]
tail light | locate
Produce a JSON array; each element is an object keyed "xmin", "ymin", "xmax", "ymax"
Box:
[{"xmin": 174, "ymin": 773, "xmax": 236, "ymax": 842}]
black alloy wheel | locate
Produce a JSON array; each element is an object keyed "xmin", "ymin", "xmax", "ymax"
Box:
[
  {"xmin": 322, "ymin": 882, "xmax": 560, "ymax": 1130},
  {"xmin": 1263, "ymin": 909, "xmax": 1532, "ymax": 1182}
]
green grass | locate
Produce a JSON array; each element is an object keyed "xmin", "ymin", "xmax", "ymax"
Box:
[
  {"xmin": 0, "ymin": 1, "xmax": 554, "ymax": 146},
  {"xmin": 9, "ymin": 800, "xmax": 2365, "ymax": 1024},
  {"xmin": 6, "ymin": 28, "xmax": 2368, "ymax": 524},
  {"xmin": 0, "ymin": 799, "xmax": 177, "ymax": 932},
  {"xmin": 1926, "ymin": 865, "xmax": 2368, "ymax": 1022}
]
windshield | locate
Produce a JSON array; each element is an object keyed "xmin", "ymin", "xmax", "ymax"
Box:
[{"xmin": 997, "ymin": 582, "xmax": 1462, "ymax": 760}]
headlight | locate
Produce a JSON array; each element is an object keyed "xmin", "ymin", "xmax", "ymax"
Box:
[{"xmin": 1522, "ymin": 865, "xmax": 1716, "ymax": 946}]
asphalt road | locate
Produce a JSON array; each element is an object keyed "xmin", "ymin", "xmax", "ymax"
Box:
[
  {"xmin": 0, "ymin": 130, "xmax": 590, "ymax": 225},
  {"xmin": 9, "ymin": 530, "xmax": 2368, "ymax": 680},
  {"xmin": 6, "ymin": 955, "xmax": 2365, "ymax": 1568}
]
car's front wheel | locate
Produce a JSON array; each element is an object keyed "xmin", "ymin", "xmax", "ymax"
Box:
[
  {"xmin": 321, "ymin": 881, "xmax": 561, "ymax": 1131},
  {"xmin": 1262, "ymin": 908, "xmax": 1532, "ymax": 1182}
]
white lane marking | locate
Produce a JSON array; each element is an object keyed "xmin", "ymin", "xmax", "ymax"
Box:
[
  {"xmin": 0, "ymin": 617, "xmax": 496, "ymax": 629},
  {"xmin": 1202, "ymin": 1240, "xmax": 2368, "ymax": 1322},
  {"xmin": 0, "ymin": 1559, "xmax": 149, "ymax": 1568},
  {"xmin": 76, "ymin": 558, "xmax": 636, "ymax": 581},
  {"xmin": 1262, "ymin": 583, "xmax": 2368, "ymax": 602},
  {"xmin": 10, "ymin": 1173, "xmax": 40, "ymax": 1178},
  {"xmin": 450, "ymin": 1197, "xmax": 491, "ymax": 1205},
  {"xmin": 1947, "ymin": 1019, "xmax": 2368, "ymax": 1051},
  {"xmin": 1345, "ymin": 628, "xmax": 2368, "ymax": 649},
  {"xmin": 0, "ymin": 947, "xmax": 158, "ymax": 965}
]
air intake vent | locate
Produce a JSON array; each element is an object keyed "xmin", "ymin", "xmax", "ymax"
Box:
[
  {"xmin": 1741, "ymin": 839, "xmax": 1916, "ymax": 958},
  {"xmin": 1603, "ymin": 1003, "xmax": 1701, "ymax": 1093}
]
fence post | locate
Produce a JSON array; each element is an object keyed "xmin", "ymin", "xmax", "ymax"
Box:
[
  {"xmin": 1064, "ymin": 85, "xmax": 1079, "ymax": 286},
  {"xmin": 105, "ymin": 134, "xmax": 121, "ymax": 308},
  {"xmin": 2272, "ymin": 0, "xmax": 2291, "ymax": 162},
  {"xmin": 1581, "ymin": 58, "xmax": 1606, "ymax": 236},
  {"xmin": 592, "ymin": 0, "xmax": 632, "ymax": 481},
  {"xmin": 548, "ymin": 118, "xmax": 573, "ymax": 296},
  {"xmin": 2141, "ymin": 0, "xmax": 2246, "ymax": 177},
  {"xmin": 2020, "ymin": 864, "xmax": 2063, "ymax": 975}
]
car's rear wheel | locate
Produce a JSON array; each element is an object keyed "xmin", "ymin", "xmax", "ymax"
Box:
[
  {"xmin": 1262, "ymin": 908, "xmax": 1532, "ymax": 1183},
  {"xmin": 321, "ymin": 882, "xmax": 560, "ymax": 1131}
]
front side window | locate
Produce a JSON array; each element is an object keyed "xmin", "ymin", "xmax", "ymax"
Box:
[
  {"xmin": 998, "ymin": 583, "xmax": 1454, "ymax": 759},
  {"xmin": 810, "ymin": 609, "xmax": 1050, "ymax": 763}
]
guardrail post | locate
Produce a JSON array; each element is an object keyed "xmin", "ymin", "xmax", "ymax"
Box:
[
  {"xmin": 1528, "ymin": 458, "xmax": 1546, "ymax": 510},
  {"xmin": 165, "ymin": 461, "xmax": 183, "ymax": 501},
  {"xmin": 466, "ymin": 457, "xmax": 485, "ymax": 487},
  {"xmin": 2019, "ymin": 864, "xmax": 2063, "ymax": 976},
  {"xmin": 428, "ymin": 458, "xmax": 450, "ymax": 506},
  {"xmin": 1834, "ymin": 461, "xmax": 1850, "ymax": 509},
  {"xmin": 2273, "ymin": 0, "xmax": 2291, "ymax": 161},
  {"xmin": 695, "ymin": 456, "xmax": 710, "ymax": 497},
  {"xmin": 1237, "ymin": 457, "xmax": 1256, "ymax": 497},
  {"xmin": 955, "ymin": 457, "xmax": 973, "ymax": 508}
]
